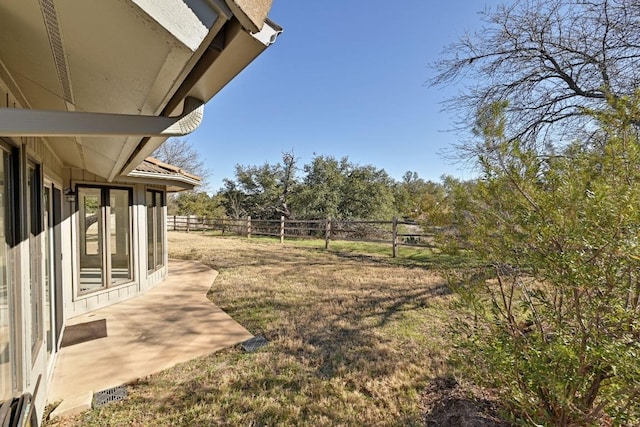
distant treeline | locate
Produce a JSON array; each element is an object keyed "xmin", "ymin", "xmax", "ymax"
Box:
[{"xmin": 169, "ymin": 153, "xmax": 455, "ymax": 224}]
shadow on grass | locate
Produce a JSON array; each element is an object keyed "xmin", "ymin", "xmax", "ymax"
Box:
[
  {"xmin": 202, "ymin": 246, "xmax": 454, "ymax": 381},
  {"xmin": 48, "ymin": 235, "xmax": 461, "ymax": 426},
  {"xmin": 321, "ymin": 247, "xmax": 478, "ymax": 270}
]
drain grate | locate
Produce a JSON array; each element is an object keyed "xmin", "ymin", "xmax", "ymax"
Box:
[
  {"xmin": 93, "ymin": 386, "xmax": 127, "ymax": 408},
  {"xmin": 241, "ymin": 336, "xmax": 268, "ymax": 353}
]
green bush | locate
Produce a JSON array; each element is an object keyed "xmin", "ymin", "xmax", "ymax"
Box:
[{"xmin": 447, "ymin": 98, "xmax": 640, "ymax": 426}]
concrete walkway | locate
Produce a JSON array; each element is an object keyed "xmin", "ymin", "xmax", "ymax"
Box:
[{"xmin": 48, "ymin": 259, "xmax": 253, "ymax": 417}]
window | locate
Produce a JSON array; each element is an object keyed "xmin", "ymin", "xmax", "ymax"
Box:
[
  {"xmin": 43, "ymin": 186, "xmax": 52, "ymax": 357},
  {"xmin": 28, "ymin": 164, "xmax": 43, "ymax": 360},
  {"xmin": 0, "ymin": 149, "xmax": 12, "ymax": 400},
  {"xmin": 78, "ymin": 186, "xmax": 132, "ymax": 294},
  {"xmin": 79, "ymin": 188, "xmax": 103, "ymax": 292},
  {"xmin": 146, "ymin": 190, "xmax": 164, "ymax": 271},
  {"xmin": 109, "ymin": 189, "xmax": 131, "ymax": 285}
]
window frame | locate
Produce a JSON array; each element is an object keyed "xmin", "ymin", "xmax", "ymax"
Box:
[
  {"xmin": 146, "ymin": 189, "xmax": 165, "ymax": 273},
  {"xmin": 27, "ymin": 162, "xmax": 43, "ymax": 361},
  {"xmin": 0, "ymin": 140, "xmax": 17, "ymax": 400},
  {"xmin": 76, "ymin": 184, "xmax": 133, "ymax": 296}
]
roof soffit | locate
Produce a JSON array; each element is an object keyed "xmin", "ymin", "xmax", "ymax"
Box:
[
  {"xmin": 119, "ymin": 18, "xmax": 277, "ymax": 175},
  {"xmin": 0, "ymin": 0, "xmax": 228, "ymax": 180},
  {"xmin": 130, "ymin": 0, "xmax": 218, "ymax": 52},
  {"xmin": 0, "ymin": 0, "xmax": 280, "ymax": 184}
]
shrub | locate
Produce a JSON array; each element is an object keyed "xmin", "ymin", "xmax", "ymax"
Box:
[{"xmin": 447, "ymin": 98, "xmax": 640, "ymax": 426}]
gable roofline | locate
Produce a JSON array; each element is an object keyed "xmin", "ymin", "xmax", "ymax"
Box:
[
  {"xmin": 123, "ymin": 156, "xmax": 202, "ymax": 192},
  {"xmin": 143, "ymin": 156, "xmax": 202, "ymax": 182}
]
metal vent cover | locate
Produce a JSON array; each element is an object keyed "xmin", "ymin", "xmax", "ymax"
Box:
[
  {"xmin": 241, "ymin": 336, "xmax": 268, "ymax": 353},
  {"xmin": 93, "ymin": 386, "xmax": 127, "ymax": 408},
  {"xmin": 39, "ymin": 0, "xmax": 73, "ymax": 102}
]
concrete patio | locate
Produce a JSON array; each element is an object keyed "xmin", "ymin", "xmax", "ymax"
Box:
[{"xmin": 48, "ymin": 259, "xmax": 253, "ymax": 418}]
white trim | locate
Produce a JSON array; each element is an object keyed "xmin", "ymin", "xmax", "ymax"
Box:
[
  {"xmin": 0, "ymin": 97, "xmax": 204, "ymax": 138},
  {"xmin": 251, "ymin": 19, "xmax": 282, "ymax": 46},
  {"xmin": 126, "ymin": 170, "xmax": 201, "ymax": 187},
  {"xmin": 73, "ymin": 184, "xmax": 136, "ymax": 300},
  {"xmin": 131, "ymin": 0, "xmax": 217, "ymax": 51}
]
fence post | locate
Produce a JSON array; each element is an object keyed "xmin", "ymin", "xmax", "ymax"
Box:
[
  {"xmin": 280, "ymin": 216, "xmax": 285, "ymax": 244},
  {"xmin": 221, "ymin": 218, "xmax": 225, "ymax": 235},
  {"xmin": 186, "ymin": 215, "xmax": 191, "ymax": 233},
  {"xmin": 173, "ymin": 215, "xmax": 176, "ymax": 231},
  {"xmin": 247, "ymin": 216, "xmax": 252, "ymax": 239},
  {"xmin": 325, "ymin": 218, "xmax": 331, "ymax": 249},
  {"xmin": 392, "ymin": 216, "xmax": 398, "ymax": 258}
]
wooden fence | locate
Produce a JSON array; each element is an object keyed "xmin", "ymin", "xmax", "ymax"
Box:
[{"xmin": 167, "ymin": 215, "xmax": 438, "ymax": 257}]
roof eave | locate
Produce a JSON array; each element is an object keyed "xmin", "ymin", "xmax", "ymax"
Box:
[
  {"xmin": 118, "ymin": 17, "xmax": 282, "ymax": 177},
  {"xmin": 122, "ymin": 171, "xmax": 201, "ymax": 191}
]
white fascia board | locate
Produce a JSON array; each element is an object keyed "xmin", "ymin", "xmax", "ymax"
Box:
[
  {"xmin": 131, "ymin": 0, "xmax": 218, "ymax": 51},
  {"xmin": 119, "ymin": 175, "xmax": 200, "ymax": 192},
  {"xmin": 125, "ymin": 170, "xmax": 201, "ymax": 187}
]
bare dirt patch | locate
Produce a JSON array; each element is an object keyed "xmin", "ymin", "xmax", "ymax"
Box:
[{"xmin": 421, "ymin": 377, "xmax": 512, "ymax": 427}]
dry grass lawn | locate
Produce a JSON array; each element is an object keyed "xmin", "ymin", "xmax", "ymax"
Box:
[{"xmin": 46, "ymin": 232, "xmax": 460, "ymax": 426}]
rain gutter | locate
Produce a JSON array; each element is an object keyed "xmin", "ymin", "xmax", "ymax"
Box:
[{"xmin": 0, "ymin": 97, "xmax": 204, "ymax": 137}]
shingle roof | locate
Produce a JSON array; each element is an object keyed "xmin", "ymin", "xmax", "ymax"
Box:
[{"xmin": 128, "ymin": 157, "xmax": 202, "ymax": 191}]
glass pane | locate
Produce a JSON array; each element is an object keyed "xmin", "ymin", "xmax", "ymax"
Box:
[
  {"xmin": 109, "ymin": 189, "xmax": 131, "ymax": 285},
  {"xmin": 155, "ymin": 192, "xmax": 164, "ymax": 268},
  {"xmin": 79, "ymin": 188, "xmax": 104, "ymax": 292},
  {"xmin": 146, "ymin": 192, "xmax": 154, "ymax": 271},
  {"xmin": 28, "ymin": 165, "xmax": 42, "ymax": 357},
  {"xmin": 0, "ymin": 152, "xmax": 11, "ymax": 400},
  {"xmin": 44, "ymin": 186, "xmax": 52, "ymax": 355}
]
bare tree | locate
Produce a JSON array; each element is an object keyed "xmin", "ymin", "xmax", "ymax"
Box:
[
  {"xmin": 152, "ymin": 138, "xmax": 211, "ymax": 188},
  {"xmin": 277, "ymin": 151, "xmax": 297, "ymax": 219},
  {"xmin": 429, "ymin": 0, "xmax": 640, "ymax": 153}
]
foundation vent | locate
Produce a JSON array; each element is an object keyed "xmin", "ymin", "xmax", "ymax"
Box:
[
  {"xmin": 241, "ymin": 336, "xmax": 268, "ymax": 353},
  {"xmin": 93, "ymin": 386, "xmax": 128, "ymax": 408}
]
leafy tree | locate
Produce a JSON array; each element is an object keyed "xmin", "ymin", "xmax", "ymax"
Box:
[
  {"xmin": 448, "ymin": 99, "xmax": 640, "ymax": 425},
  {"xmin": 169, "ymin": 191, "xmax": 225, "ymax": 217},
  {"xmin": 219, "ymin": 153, "xmax": 398, "ymax": 221},
  {"xmin": 430, "ymin": 0, "xmax": 640, "ymax": 152},
  {"xmin": 218, "ymin": 152, "xmax": 297, "ymax": 219},
  {"xmin": 393, "ymin": 171, "xmax": 449, "ymax": 224},
  {"xmin": 292, "ymin": 155, "xmax": 395, "ymax": 220},
  {"xmin": 338, "ymin": 164, "xmax": 395, "ymax": 220},
  {"xmin": 218, "ymin": 179, "xmax": 248, "ymax": 219},
  {"xmin": 431, "ymin": 6, "xmax": 640, "ymax": 419},
  {"xmin": 293, "ymin": 155, "xmax": 348, "ymax": 219},
  {"xmin": 236, "ymin": 163, "xmax": 278, "ymax": 218}
]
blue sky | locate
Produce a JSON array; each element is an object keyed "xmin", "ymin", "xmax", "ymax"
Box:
[{"xmin": 189, "ymin": 1, "xmax": 502, "ymax": 191}]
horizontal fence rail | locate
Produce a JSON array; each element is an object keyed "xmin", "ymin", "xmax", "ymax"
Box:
[{"xmin": 167, "ymin": 215, "xmax": 438, "ymax": 257}]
